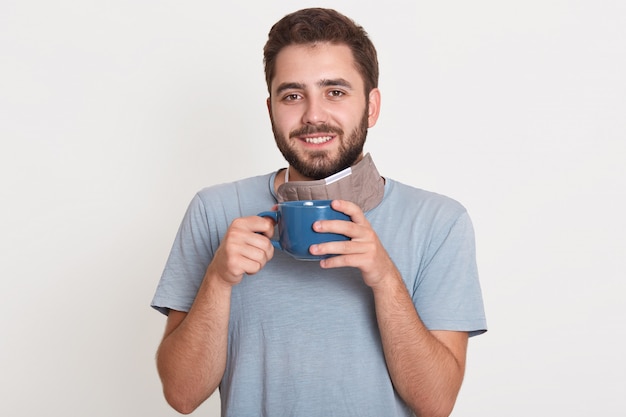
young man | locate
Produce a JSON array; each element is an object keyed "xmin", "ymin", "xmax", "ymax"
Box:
[{"xmin": 152, "ymin": 8, "xmax": 486, "ymax": 417}]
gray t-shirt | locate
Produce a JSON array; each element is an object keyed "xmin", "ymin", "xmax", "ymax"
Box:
[{"xmin": 151, "ymin": 172, "xmax": 487, "ymax": 416}]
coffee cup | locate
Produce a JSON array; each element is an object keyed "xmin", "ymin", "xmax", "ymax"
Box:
[{"xmin": 257, "ymin": 200, "xmax": 350, "ymax": 261}]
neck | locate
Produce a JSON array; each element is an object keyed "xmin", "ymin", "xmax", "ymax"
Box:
[
  {"xmin": 284, "ymin": 155, "xmax": 365, "ymax": 184},
  {"xmin": 275, "ymin": 153, "xmax": 384, "ymax": 212}
]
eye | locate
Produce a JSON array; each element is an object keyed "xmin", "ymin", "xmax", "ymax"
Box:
[
  {"xmin": 282, "ymin": 93, "xmax": 302, "ymax": 102},
  {"xmin": 328, "ymin": 90, "xmax": 345, "ymax": 98}
]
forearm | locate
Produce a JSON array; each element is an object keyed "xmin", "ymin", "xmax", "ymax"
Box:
[
  {"xmin": 156, "ymin": 272, "xmax": 232, "ymax": 414},
  {"xmin": 372, "ymin": 271, "xmax": 466, "ymax": 417}
]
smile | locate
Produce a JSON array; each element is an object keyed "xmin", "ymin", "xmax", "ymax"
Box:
[{"xmin": 304, "ymin": 136, "xmax": 333, "ymax": 144}]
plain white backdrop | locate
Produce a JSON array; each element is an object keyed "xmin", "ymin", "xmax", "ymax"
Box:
[{"xmin": 1, "ymin": 1, "xmax": 624, "ymax": 415}]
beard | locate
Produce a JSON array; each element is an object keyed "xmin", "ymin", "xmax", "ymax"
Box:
[{"xmin": 271, "ymin": 108, "xmax": 369, "ymax": 180}]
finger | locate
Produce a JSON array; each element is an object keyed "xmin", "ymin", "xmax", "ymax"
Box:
[
  {"xmin": 258, "ymin": 215, "xmax": 277, "ymax": 233},
  {"xmin": 310, "ymin": 239, "xmax": 361, "ymax": 258},
  {"xmin": 312, "ymin": 218, "xmax": 356, "ymax": 237},
  {"xmin": 331, "ymin": 199, "xmax": 366, "ymax": 224},
  {"xmin": 241, "ymin": 244, "xmax": 274, "ymax": 274},
  {"xmin": 238, "ymin": 215, "xmax": 276, "ymax": 238},
  {"xmin": 319, "ymin": 253, "xmax": 358, "ymax": 269},
  {"xmin": 227, "ymin": 240, "xmax": 274, "ymax": 274}
]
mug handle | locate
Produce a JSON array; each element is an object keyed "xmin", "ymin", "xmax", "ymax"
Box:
[{"xmin": 257, "ymin": 211, "xmax": 282, "ymax": 251}]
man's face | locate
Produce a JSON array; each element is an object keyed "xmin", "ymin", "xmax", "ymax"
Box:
[{"xmin": 267, "ymin": 43, "xmax": 380, "ymax": 181}]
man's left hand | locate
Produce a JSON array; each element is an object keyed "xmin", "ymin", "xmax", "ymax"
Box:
[{"xmin": 309, "ymin": 199, "xmax": 397, "ymax": 288}]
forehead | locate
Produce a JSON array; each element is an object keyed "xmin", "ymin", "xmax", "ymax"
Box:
[{"xmin": 271, "ymin": 43, "xmax": 363, "ymax": 93}]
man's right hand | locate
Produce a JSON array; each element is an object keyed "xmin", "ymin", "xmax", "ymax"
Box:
[
  {"xmin": 157, "ymin": 215, "xmax": 275, "ymax": 413},
  {"xmin": 206, "ymin": 215, "xmax": 276, "ymax": 287}
]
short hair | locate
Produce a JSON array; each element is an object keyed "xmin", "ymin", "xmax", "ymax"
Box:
[{"xmin": 263, "ymin": 8, "xmax": 379, "ymax": 95}]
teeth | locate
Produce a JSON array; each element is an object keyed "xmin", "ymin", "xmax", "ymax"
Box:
[{"xmin": 305, "ymin": 136, "xmax": 332, "ymax": 144}]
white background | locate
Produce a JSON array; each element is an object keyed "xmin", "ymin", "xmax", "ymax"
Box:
[{"xmin": 1, "ymin": 1, "xmax": 624, "ymax": 415}]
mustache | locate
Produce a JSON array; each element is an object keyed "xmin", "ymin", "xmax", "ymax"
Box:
[{"xmin": 289, "ymin": 124, "xmax": 344, "ymax": 138}]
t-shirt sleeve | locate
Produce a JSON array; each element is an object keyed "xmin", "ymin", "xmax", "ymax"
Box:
[
  {"xmin": 412, "ymin": 210, "xmax": 487, "ymax": 336},
  {"xmin": 151, "ymin": 193, "xmax": 214, "ymax": 315}
]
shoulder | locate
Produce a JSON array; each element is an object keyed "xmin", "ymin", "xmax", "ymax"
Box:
[
  {"xmin": 192, "ymin": 172, "xmax": 278, "ymax": 217},
  {"xmin": 373, "ymin": 179, "xmax": 476, "ymax": 248},
  {"xmin": 382, "ymin": 178, "xmax": 468, "ymax": 219},
  {"xmin": 196, "ymin": 173, "xmax": 274, "ymax": 200}
]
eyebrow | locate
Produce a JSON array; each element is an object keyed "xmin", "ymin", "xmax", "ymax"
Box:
[{"xmin": 274, "ymin": 78, "xmax": 354, "ymax": 95}]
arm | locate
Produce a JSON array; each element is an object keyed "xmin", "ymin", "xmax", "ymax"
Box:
[
  {"xmin": 156, "ymin": 216, "xmax": 275, "ymax": 414},
  {"xmin": 310, "ymin": 200, "xmax": 467, "ymax": 417},
  {"xmin": 370, "ymin": 271, "xmax": 467, "ymax": 417}
]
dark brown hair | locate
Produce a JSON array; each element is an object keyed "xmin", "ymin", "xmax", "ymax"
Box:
[{"xmin": 263, "ymin": 8, "xmax": 379, "ymax": 95}]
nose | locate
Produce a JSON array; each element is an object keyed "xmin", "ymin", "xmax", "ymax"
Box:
[{"xmin": 301, "ymin": 96, "xmax": 328, "ymax": 125}]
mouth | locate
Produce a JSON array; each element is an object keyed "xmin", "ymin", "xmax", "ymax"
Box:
[{"xmin": 303, "ymin": 135, "xmax": 333, "ymax": 145}]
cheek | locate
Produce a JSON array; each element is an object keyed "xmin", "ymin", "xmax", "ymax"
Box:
[
  {"xmin": 271, "ymin": 107, "xmax": 302, "ymax": 131},
  {"xmin": 339, "ymin": 109, "xmax": 364, "ymax": 130}
]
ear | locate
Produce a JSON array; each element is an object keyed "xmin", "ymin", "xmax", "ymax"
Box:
[
  {"xmin": 266, "ymin": 97, "xmax": 272, "ymax": 116},
  {"xmin": 367, "ymin": 88, "xmax": 381, "ymax": 128}
]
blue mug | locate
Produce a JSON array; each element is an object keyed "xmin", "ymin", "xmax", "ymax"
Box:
[{"xmin": 258, "ymin": 200, "xmax": 351, "ymax": 261}]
